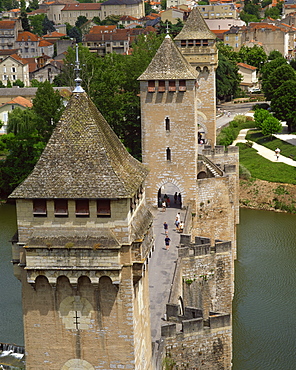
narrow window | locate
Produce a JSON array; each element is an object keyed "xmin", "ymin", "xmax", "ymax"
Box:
[
  {"xmin": 75, "ymin": 199, "xmax": 89, "ymax": 217},
  {"xmin": 97, "ymin": 199, "xmax": 111, "ymax": 217},
  {"xmin": 33, "ymin": 199, "xmax": 47, "ymax": 217},
  {"xmin": 196, "ymin": 39, "xmax": 201, "ymax": 46},
  {"xmin": 179, "ymin": 80, "xmax": 186, "ymax": 92},
  {"xmin": 54, "ymin": 199, "xmax": 68, "ymax": 217},
  {"xmin": 165, "ymin": 117, "xmax": 170, "ymax": 131},
  {"xmin": 158, "ymin": 80, "xmax": 165, "ymax": 92},
  {"xmin": 181, "ymin": 40, "xmax": 186, "ymax": 47},
  {"xmin": 166, "ymin": 147, "xmax": 171, "ymax": 161},
  {"xmin": 188, "ymin": 39, "xmax": 194, "ymax": 47},
  {"xmin": 169, "ymin": 80, "xmax": 176, "ymax": 92},
  {"xmin": 203, "ymin": 39, "xmax": 208, "ymax": 46},
  {"xmin": 148, "ymin": 80, "xmax": 155, "ymax": 92}
]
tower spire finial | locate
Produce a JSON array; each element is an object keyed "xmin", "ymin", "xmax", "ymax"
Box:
[
  {"xmin": 166, "ymin": 22, "xmax": 170, "ymax": 37},
  {"xmin": 73, "ymin": 43, "xmax": 85, "ymax": 93}
]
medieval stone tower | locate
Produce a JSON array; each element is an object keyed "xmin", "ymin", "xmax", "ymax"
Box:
[
  {"xmin": 138, "ymin": 7, "xmax": 218, "ymax": 207},
  {"xmin": 10, "ymin": 88, "xmax": 154, "ymax": 369}
]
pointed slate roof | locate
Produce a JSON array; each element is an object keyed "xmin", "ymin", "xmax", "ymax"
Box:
[
  {"xmin": 138, "ymin": 35, "xmax": 197, "ymax": 80},
  {"xmin": 10, "ymin": 92, "xmax": 148, "ymax": 199},
  {"xmin": 174, "ymin": 7, "xmax": 216, "ymax": 41}
]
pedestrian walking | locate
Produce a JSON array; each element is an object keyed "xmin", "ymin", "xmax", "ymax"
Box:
[
  {"xmin": 162, "ymin": 200, "xmax": 166, "ymax": 212},
  {"xmin": 275, "ymin": 148, "xmax": 280, "ymax": 160},
  {"xmin": 175, "ymin": 216, "xmax": 180, "ymax": 231},
  {"xmin": 165, "ymin": 236, "xmax": 171, "ymax": 250},
  {"xmin": 163, "ymin": 222, "xmax": 168, "ymax": 235}
]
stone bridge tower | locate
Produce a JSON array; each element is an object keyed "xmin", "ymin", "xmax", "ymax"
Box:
[
  {"xmin": 10, "ymin": 88, "xmax": 154, "ymax": 369},
  {"xmin": 138, "ymin": 7, "xmax": 218, "ymax": 207}
]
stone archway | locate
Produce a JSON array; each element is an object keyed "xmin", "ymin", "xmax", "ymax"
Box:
[
  {"xmin": 157, "ymin": 181, "xmax": 184, "ymax": 209},
  {"xmin": 197, "ymin": 111, "xmax": 208, "ymax": 145},
  {"xmin": 61, "ymin": 359, "xmax": 94, "ymax": 370}
]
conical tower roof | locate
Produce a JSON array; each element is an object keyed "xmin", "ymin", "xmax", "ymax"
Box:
[
  {"xmin": 138, "ymin": 35, "xmax": 197, "ymax": 81},
  {"xmin": 10, "ymin": 92, "xmax": 148, "ymax": 199},
  {"xmin": 174, "ymin": 7, "xmax": 216, "ymax": 40}
]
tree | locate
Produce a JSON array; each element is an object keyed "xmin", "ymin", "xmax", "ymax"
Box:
[
  {"xmin": 20, "ymin": 10, "xmax": 31, "ymax": 32},
  {"xmin": 42, "ymin": 16, "xmax": 55, "ymax": 35},
  {"xmin": 32, "ymin": 81, "xmax": 64, "ymax": 141},
  {"xmin": 160, "ymin": 0, "xmax": 166, "ymax": 10},
  {"xmin": 101, "ymin": 15, "xmax": 120, "ymax": 25},
  {"xmin": 254, "ymin": 108, "xmax": 270, "ymax": 129},
  {"xmin": 7, "ymin": 107, "xmax": 38, "ymax": 135},
  {"xmin": 29, "ymin": 13, "xmax": 46, "ymax": 36},
  {"xmin": 13, "ymin": 79, "xmax": 25, "ymax": 87},
  {"xmin": 216, "ymin": 53, "xmax": 241, "ymax": 101},
  {"xmin": 27, "ymin": 0, "xmax": 39, "ymax": 11},
  {"xmin": 6, "ymin": 79, "xmax": 12, "ymax": 88},
  {"xmin": 262, "ymin": 63, "xmax": 296, "ymax": 100},
  {"xmin": 261, "ymin": 115, "xmax": 282, "ymax": 138},
  {"xmin": 268, "ymin": 50, "xmax": 282, "ymax": 60},
  {"xmin": 261, "ymin": 57, "xmax": 287, "ymax": 93},
  {"xmin": 145, "ymin": 0, "xmax": 153, "ymax": 15},
  {"xmin": 68, "ymin": 26, "xmax": 82, "ymax": 43},
  {"xmin": 75, "ymin": 15, "xmax": 88, "ymax": 28},
  {"xmin": 265, "ymin": 1, "xmax": 282, "ymax": 18},
  {"xmin": 271, "ymin": 80, "xmax": 296, "ymax": 132},
  {"xmin": 237, "ymin": 45, "xmax": 267, "ymax": 70}
]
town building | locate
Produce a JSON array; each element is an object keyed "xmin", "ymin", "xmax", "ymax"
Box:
[
  {"xmin": 60, "ymin": 3, "xmax": 102, "ymax": 26},
  {"xmin": 100, "ymin": 0, "xmax": 145, "ymax": 21},
  {"xmin": 31, "ymin": 60, "xmax": 63, "ymax": 83},
  {"xmin": 197, "ymin": 3, "xmax": 237, "ymax": 19},
  {"xmin": 16, "ymin": 32, "xmax": 54, "ymax": 59},
  {"xmin": 45, "ymin": 0, "xmax": 78, "ymax": 24},
  {"xmin": 0, "ymin": 53, "xmax": 30, "ymax": 86},
  {"xmin": 0, "ymin": 19, "xmax": 23, "ymax": 50},
  {"xmin": 223, "ymin": 25, "xmax": 242, "ymax": 51},
  {"xmin": 160, "ymin": 7, "xmax": 186, "ymax": 24},
  {"xmin": 237, "ymin": 62, "xmax": 258, "ymax": 91}
]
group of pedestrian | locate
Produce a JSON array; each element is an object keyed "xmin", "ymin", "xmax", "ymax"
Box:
[
  {"xmin": 163, "ymin": 212, "xmax": 184, "ymax": 250},
  {"xmin": 173, "ymin": 192, "xmax": 182, "ymax": 208}
]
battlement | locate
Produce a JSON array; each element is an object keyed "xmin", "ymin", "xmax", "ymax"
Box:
[
  {"xmin": 202, "ymin": 145, "xmax": 239, "ymax": 157},
  {"xmin": 161, "ymin": 304, "xmax": 230, "ymax": 337},
  {"xmin": 178, "ymin": 235, "xmax": 231, "ymax": 257}
]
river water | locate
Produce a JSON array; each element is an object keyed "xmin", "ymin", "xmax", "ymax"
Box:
[{"xmin": 0, "ymin": 205, "xmax": 295, "ymax": 368}]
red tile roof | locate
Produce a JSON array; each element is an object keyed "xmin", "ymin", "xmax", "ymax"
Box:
[
  {"xmin": 62, "ymin": 3, "xmax": 101, "ymax": 11},
  {"xmin": 17, "ymin": 31, "xmax": 39, "ymax": 42},
  {"xmin": 0, "ymin": 20, "xmax": 16, "ymax": 29},
  {"xmin": 9, "ymin": 53, "xmax": 28, "ymax": 65},
  {"xmin": 39, "ymin": 39, "xmax": 53, "ymax": 47},
  {"xmin": 4, "ymin": 96, "xmax": 33, "ymax": 108},
  {"xmin": 237, "ymin": 62, "xmax": 257, "ymax": 70},
  {"xmin": 89, "ymin": 25, "xmax": 117, "ymax": 33}
]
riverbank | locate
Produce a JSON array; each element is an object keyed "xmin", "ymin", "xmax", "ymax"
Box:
[{"xmin": 239, "ymin": 178, "xmax": 296, "ymax": 213}]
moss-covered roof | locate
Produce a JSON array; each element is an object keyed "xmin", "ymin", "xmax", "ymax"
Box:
[
  {"xmin": 10, "ymin": 92, "xmax": 148, "ymax": 199},
  {"xmin": 138, "ymin": 35, "xmax": 197, "ymax": 81},
  {"xmin": 174, "ymin": 7, "xmax": 216, "ymax": 41}
]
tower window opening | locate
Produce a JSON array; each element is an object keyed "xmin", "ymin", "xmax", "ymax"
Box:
[
  {"xmin": 33, "ymin": 199, "xmax": 47, "ymax": 217},
  {"xmin": 54, "ymin": 199, "xmax": 68, "ymax": 217},
  {"xmin": 169, "ymin": 80, "xmax": 176, "ymax": 92},
  {"xmin": 196, "ymin": 39, "xmax": 201, "ymax": 46},
  {"xmin": 166, "ymin": 147, "xmax": 171, "ymax": 161},
  {"xmin": 181, "ymin": 40, "xmax": 186, "ymax": 47},
  {"xmin": 203, "ymin": 40, "xmax": 208, "ymax": 46},
  {"xmin": 97, "ymin": 199, "xmax": 111, "ymax": 217},
  {"xmin": 188, "ymin": 39, "xmax": 194, "ymax": 47},
  {"xmin": 75, "ymin": 199, "xmax": 89, "ymax": 217},
  {"xmin": 148, "ymin": 80, "xmax": 155, "ymax": 92},
  {"xmin": 179, "ymin": 80, "xmax": 186, "ymax": 91},
  {"xmin": 165, "ymin": 117, "xmax": 170, "ymax": 131},
  {"xmin": 158, "ymin": 80, "xmax": 165, "ymax": 92}
]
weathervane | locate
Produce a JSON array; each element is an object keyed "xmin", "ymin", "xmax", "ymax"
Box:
[{"xmin": 73, "ymin": 43, "xmax": 84, "ymax": 93}]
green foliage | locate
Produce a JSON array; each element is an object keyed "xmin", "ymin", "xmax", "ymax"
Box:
[
  {"xmin": 158, "ymin": 20, "xmax": 183, "ymax": 36},
  {"xmin": 265, "ymin": 1, "xmax": 283, "ymax": 18},
  {"xmin": 6, "ymin": 79, "xmax": 12, "ymax": 88},
  {"xmin": 216, "ymin": 53, "xmax": 241, "ymax": 101},
  {"xmin": 261, "ymin": 115, "xmax": 282, "ymax": 138},
  {"xmin": 271, "ymin": 80, "xmax": 296, "ymax": 132},
  {"xmin": 237, "ymin": 45, "xmax": 267, "ymax": 70},
  {"xmin": 42, "ymin": 16, "xmax": 55, "ymax": 35},
  {"xmin": 13, "ymin": 79, "xmax": 25, "ymax": 87},
  {"xmin": 261, "ymin": 57, "xmax": 287, "ymax": 92},
  {"xmin": 20, "ymin": 11, "xmax": 31, "ymax": 32},
  {"xmin": 145, "ymin": 0, "xmax": 153, "ymax": 15},
  {"xmin": 239, "ymin": 0, "xmax": 261, "ymax": 23},
  {"xmin": 237, "ymin": 143, "xmax": 296, "ymax": 184},
  {"xmin": 160, "ymin": 0, "xmax": 166, "ymax": 9},
  {"xmin": 7, "ymin": 108, "xmax": 38, "ymax": 136},
  {"xmin": 27, "ymin": 0, "xmax": 39, "ymax": 11},
  {"xmin": 239, "ymin": 163, "xmax": 252, "ymax": 180},
  {"xmin": 29, "ymin": 13, "xmax": 46, "ymax": 36},
  {"xmin": 262, "ymin": 63, "xmax": 296, "ymax": 100},
  {"xmin": 261, "ymin": 0, "xmax": 272, "ymax": 7},
  {"xmin": 30, "ymin": 79, "xmax": 42, "ymax": 87},
  {"xmin": 75, "ymin": 15, "xmax": 88, "ymax": 28},
  {"xmin": 92, "ymin": 16, "xmax": 101, "ymax": 25},
  {"xmin": 254, "ymin": 108, "xmax": 270, "ymax": 129},
  {"xmin": 217, "ymin": 115, "xmax": 254, "ymax": 146},
  {"xmin": 268, "ymin": 50, "xmax": 282, "ymax": 60},
  {"xmin": 101, "ymin": 15, "xmax": 120, "ymax": 25},
  {"xmin": 68, "ymin": 26, "xmax": 82, "ymax": 42},
  {"xmin": 32, "ymin": 81, "xmax": 64, "ymax": 141}
]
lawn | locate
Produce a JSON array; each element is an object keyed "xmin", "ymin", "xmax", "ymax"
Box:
[
  {"xmin": 238, "ymin": 143, "xmax": 296, "ymax": 185},
  {"xmin": 245, "ymin": 130, "xmax": 296, "ymax": 160}
]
